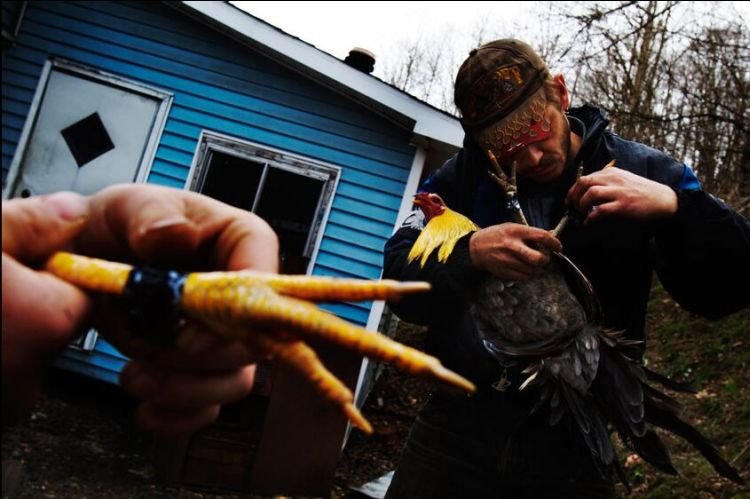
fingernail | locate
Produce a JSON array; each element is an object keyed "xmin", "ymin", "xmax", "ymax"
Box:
[
  {"xmin": 45, "ymin": 192, "xmax": 88, "ymax": 222},
  {"xmin": 137, "ymin": 215, "xmax": 193, "ymax": 244},
  {"xmin": 143, "ymin": 216, "xmax": 190, "ymax": 232}
]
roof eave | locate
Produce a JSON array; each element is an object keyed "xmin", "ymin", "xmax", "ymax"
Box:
[{"xmin": 173, "ymin": 1, "xmax": 463, "ymax": 148}]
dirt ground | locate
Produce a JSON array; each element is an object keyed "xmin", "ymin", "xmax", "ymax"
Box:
[
  {"xmin": 3, "ymin": 304, "xmax": 749, "ymax": 499},
  {"xmin": 1, "ymin": 366, "xmax": 426, "ymax": 499},
  {"xmin": 1, "ymin": 324, "xmax": 431, "ymax": 499}
]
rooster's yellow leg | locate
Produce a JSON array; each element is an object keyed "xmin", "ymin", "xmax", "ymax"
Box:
[
  {"xmin": 200, "ymin": 317, "xmax": 373, "ymax": 434},
  {"xmin": 185, "ymin": 270, "xmax": 430, "ymax": 302},
  {"xmin": 44, "ymin": 252, "xmax": 476, "ymax": 395},
  {"xmin": 486, "ymin": 152, "xmax": 528, "ymax": 226},
  {"xmin": 181, "ymin": 273, "xmax": 475, "ymax": 394},
  {"xmin": 45, "ymin": 251, "xmax": 131, "ymax": 293},
  {"xmin": 551, "ymin": 163, "xmax": 585, "ymax": 238}
]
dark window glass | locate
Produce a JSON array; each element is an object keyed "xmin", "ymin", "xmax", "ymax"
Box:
[
  {"xmin": 200, "ymin": 151, "xmax": 264, "ymax": 211},
  {"xmin": 61, "ymin": 112, "xmax": 115, "ymax": 167}
]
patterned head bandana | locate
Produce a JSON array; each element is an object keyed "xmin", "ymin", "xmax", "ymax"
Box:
[
  {"xmin": 473, "ymin": 87, "xmax": 552, "ymax": 165},
  {"xmin": 454, "ymin": 39, "xmax": 551, "ymax": 164}
]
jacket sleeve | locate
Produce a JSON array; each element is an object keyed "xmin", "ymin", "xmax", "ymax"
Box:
[
  {"xmin": 609, "ymin": 135, "xmax": 750, "ymax": 320},
  {"xmin": 654, "ymin": 188, "xmax": 750, "ymax": 319}
]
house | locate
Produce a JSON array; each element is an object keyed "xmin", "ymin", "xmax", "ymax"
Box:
[{"xmin": 2, "ymin": 1, "xmax": 462, "ymax": 495}]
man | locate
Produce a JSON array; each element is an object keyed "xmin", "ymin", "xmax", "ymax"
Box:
[
  {"xmin": 383, "ymin": 39, "xmax": 750, "ymax": 498},
  {"xmin": 3, "ymin": 184, "xmax": 278, "ymax": 431}
]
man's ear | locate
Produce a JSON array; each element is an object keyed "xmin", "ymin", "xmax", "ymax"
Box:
[{"xmin": 554, "ymin": 74, "xmax": 570, "ymax": 111}]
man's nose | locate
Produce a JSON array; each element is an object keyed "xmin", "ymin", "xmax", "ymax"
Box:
[{"xmin": 519, "ymin": 144, "xmax": 544, "ymax": 167}]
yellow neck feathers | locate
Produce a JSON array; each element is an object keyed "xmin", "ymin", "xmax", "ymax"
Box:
[{"xmin": 407, "ymin": 208, "xmax": 479, "ymax": 267}]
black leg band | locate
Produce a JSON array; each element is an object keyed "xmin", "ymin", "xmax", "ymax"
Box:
[{"xmin": 123, "ymin": 266, "xmax": 187, "ymax": 346}]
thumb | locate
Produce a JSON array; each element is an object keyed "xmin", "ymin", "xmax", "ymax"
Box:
[
  {"xmin": 2, "ymin": 189, "xmax": 94, "ymax": 344},
  {"xmin": 1, "ymin": 190, "xmax": 93, "ymax": 359},
  {"xmin": 2, "ymin": 253, "xmax": 92, "ymax": 425},
  {"xmin": 2, "ymin": 191, "xmax": 89, "ymax": 262},
  {"xmin": 2, "ymin": 193, "xmax": 93, "ymax": 424}
]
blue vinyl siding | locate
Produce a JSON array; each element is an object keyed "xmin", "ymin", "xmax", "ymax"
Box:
[
  {"xmin": 2, "ymin": 1, "xmax": 415, "ymax": 383},
  {"xmin": 54, "ymin": 342, "xmax": 128, "ymax": 385},
  {"xmin": 2, "ymin": 1, "xmax": 24, "ymax": 37}
]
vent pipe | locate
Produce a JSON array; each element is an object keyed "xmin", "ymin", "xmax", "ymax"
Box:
[{"xmin": 344, "ymin": 47, "xmax": 375, "ymax": 74}]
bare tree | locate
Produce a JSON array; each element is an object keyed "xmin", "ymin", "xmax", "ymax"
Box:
[
  {"xmin": 554, "ymin": 1, "xmax": 748, "ymax": 211},
  {"xmin": 381, "ymin": 32, "xmax": 462, "ymax": 114},
  {"xmin": 381, "ymin": 1, "xmax": 749, "ymax": 211},
  {"xmin": 672, "ymin": 25, "xmax": 749, "ymax": 208},
  {"xmin": 379, "ymin": 7, "xmax": 529, "ymax": 115}
]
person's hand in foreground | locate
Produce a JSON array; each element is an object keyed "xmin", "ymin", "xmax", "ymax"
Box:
[{"xmin": 2, "ymin": 184, "xmax": 279, "ymax": 432}]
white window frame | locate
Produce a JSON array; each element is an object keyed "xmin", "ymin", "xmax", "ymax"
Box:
[{"xmin": 186, "ymin": 131, "xmax": 340, "ymax": 275}]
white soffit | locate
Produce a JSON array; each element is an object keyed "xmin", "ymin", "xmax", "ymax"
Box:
[{"xmin": 177, "ymin": 1, "xmax": 463, "ymax": 148}]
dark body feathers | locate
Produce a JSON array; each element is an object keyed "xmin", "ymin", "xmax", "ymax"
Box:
[{"xmin": 471, "ymin": 254, "xmax": 743, "ymax": 485}]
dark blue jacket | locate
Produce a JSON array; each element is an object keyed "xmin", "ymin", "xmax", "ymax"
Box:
[{"xmin": 384, "ymin": 104, "xmax": 750, "ymax": 388}]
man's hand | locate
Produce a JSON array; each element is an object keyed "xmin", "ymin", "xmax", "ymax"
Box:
[
  {"xmin": 565, "ymin": 167, "xmax": 678, "ymax": 224},
  {"xmin": 469, "ymin": 223, "xmax": 562, "ymax": 281},
  {"xmin": 2, "ymin": 184, "xmax": 279, "ymax": 432}
]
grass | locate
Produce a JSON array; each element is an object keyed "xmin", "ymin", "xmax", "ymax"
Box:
[
  {"xmin": 617, "ymin": 280, "xmax": 750, "ymax": 498},
  {"xmin": 340, "ymin": 280, "xmax": 749, "ymax": 498}
]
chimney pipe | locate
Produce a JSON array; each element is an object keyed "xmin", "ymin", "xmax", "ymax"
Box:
[{"xmin": 344, "ymin": 47, "xmax": 375, "ymax": 74}]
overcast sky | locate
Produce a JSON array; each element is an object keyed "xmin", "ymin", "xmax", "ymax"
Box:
[
  {"xmin": 232, "ymin": 1, "xmax": 534, "ymax": 74},
  {"xmin": 232, "ymin": 1, "xmax": 749, "ymax": 80},
  {"xmin": 233, "ymin": 2, "xmax": 750, "ymax": 52}
]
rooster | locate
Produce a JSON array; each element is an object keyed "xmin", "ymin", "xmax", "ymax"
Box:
[{"xmin": 408, "ymin": 173, "xmax": 743, "ymax": 486}]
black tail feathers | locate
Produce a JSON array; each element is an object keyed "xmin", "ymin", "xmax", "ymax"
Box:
[
  {"xmin": 644, "ymin": 401, "xmax": 744, "ymax": 484},
  {"xmin": 594, "ymin": 330, "xmax": 745, "ymax": 485}
]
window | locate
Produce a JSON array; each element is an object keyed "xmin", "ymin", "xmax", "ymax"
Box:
[
  {"xmin": 189, "ymin": 133, "xmax": 339, "ymax": 274},
  {"xmin": 60, "ymin": 112, "xmax": 115, "ymax": 167}
]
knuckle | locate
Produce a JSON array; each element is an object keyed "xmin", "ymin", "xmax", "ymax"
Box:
[
  {"xmin": 237, "ymin": 365, "xmax": 256, "ymax": 394},
  {"xmin": 531, "ymin": 252, "xmax": 547, "ymax": 267}
]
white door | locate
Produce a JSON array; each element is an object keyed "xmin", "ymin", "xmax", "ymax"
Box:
[
  {"xmin": 5, "ymin": 60, "xmax": 171, "ymax": 198},
  {"xmin": 4, "ymin": 60, "xmax": 171, "ymax": 353}
]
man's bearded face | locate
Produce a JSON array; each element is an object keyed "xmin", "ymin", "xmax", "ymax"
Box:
[{"xmin": 476, "ymin": 91, "xmax": 571, "ymax": 183}]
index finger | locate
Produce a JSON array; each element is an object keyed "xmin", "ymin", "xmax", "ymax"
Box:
[
  {"xmin": 519, "ymin": 225, "xmax": 563, "ymax": 253},
  {"xmin": 78, "ymin": 184, "xmax": 279, "ymax": 272},
  {"xmin": 566, "ymin": 161, "xmax": 618, "ymax": 210},
  {"xmin": 566, "ymin": 173, "xmax": 598, "ymax": 210}
]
